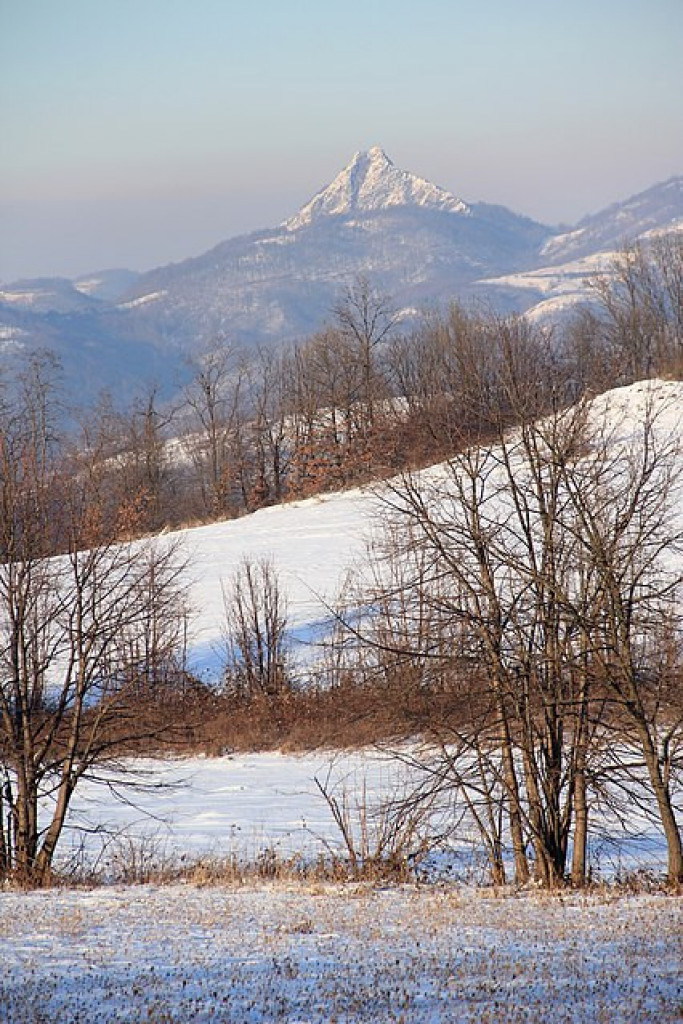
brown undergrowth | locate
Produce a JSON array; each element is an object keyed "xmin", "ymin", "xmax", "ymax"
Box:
[{"xmin": 114, "ymin": 679, "xmax": 460, "ymax": 756}]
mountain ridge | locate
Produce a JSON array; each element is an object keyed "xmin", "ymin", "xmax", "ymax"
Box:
[{"xmin": 1, "ymin": 150, "xmax": 681, "ymax": 403}]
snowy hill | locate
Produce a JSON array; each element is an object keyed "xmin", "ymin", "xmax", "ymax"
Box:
[
  {"xmin": 540, "ymin": 176, "xmax": 683, "ymax": 265},
  {"xmin": 72, "ymin": 267, "xmax": 142, "ymax": 302},
  {"xmin": 483, "ymin": 218, "xmax": 683, "ymax": 324},
  {"xmin": 173, "ymin": 378, "xmax": 683, "ymax": 680},
  {"xmin": 0, "ymin": 277, "xmax": 102, "ymax": 315}
]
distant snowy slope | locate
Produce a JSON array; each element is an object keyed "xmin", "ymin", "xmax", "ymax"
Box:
[
  {"xmin": 483, "ymin": 218, "xmax": 683, "ymax": 324},
  {"xmin": 72, "ymin": 267, "xmax": 141, "ymax": 302},
  {"xmin": 540, "ymin": 176, "xmax": 683, "ymax": 265},
  {"xmin": 0, "ymin": 277, "xmax": 102, "ymax": 315}
]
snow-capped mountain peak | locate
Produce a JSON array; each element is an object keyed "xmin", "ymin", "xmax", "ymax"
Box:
[{"xmin": 284, "ymin": 145, "xmax": 470, "ymax": 230}]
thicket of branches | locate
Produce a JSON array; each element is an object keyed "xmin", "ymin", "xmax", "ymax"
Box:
[
  {"xmin": 0, "ymin": 358, "xmax": 191, "ymax": 886},
  {"xmin": 209, "ymin": 244, "xmax": 683, "ymax": 888},
  {"xmin": 331, "ymin": 359, "xmax": 682, "ymax": 887}
]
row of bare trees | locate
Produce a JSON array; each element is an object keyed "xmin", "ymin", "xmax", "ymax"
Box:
[
  {"xmin": 73, "ymin": 238, "xmax": 682, "ymax": 540},
  {"xmin": 585, "ymin": 233, "xmax": 683, "ymax": 380},
  {"xmin": 14, "ymin": 240, "xmax": 681, "ymax": 551},
  {"xmin": 71, "ymin": 279, "xmax": 401, "ymax": 536}
]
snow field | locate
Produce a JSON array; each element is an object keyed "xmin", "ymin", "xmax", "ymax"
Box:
[
  {"xmin": 0, "ymin": 885, "xmax": 680, "ymax": 1023},
  {"xmin": 58, "ymin": 752, "xmax": 672, "ymax": 883},
  {"xmin": 180, "ymin": 482, "xmax": 374, "ymax": 679}
]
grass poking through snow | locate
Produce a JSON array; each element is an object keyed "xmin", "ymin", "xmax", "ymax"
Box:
[{"xmin": 0, "ymin": 884, "xmax": 680, "ymax": 1022}]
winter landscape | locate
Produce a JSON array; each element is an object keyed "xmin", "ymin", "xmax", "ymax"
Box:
[
  {"xmin": 3, "ymin": 3, "xmax": 683, "ymax": 1022},
  {"xmin": 1, "ymin": 366, "xmax": 681, "ymax": 1018}
]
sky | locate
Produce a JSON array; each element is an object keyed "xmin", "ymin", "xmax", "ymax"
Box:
[{"xmin": 1, "ymin": 0, "xmax": 682, "ymax": 281}]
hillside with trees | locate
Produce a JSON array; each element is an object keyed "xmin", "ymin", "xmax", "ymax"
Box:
[{"xmin": 0, "ymin": 239, "xmax": 681, "ymax": 887}]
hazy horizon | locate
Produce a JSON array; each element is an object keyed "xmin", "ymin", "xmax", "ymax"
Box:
[{"xmin": 2, "ymin": 0, "xmax": 682, "ymax": 282}]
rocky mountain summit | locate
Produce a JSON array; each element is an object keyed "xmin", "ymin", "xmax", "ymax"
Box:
[
  {"xmin": 283, "ymin": 145, "xmax": 470, "ymax": 229},
  {"xmin": 114, "ymin": 146, "xmax": 549, "ymax": 349}
]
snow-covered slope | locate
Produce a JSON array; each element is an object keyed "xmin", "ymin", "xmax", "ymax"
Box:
[
  {"xmin": 72, "ymin": 267, "xmax": 141, "ymax": 302},
  {"xmin": 540, "ymin": 176, "xmax": 683, "ymax": 265},
  {"xmin": 19, "ymin": 380, "xmax": 683, "ymax": 889},
  {"xmin": 481, "ymin": 250, "xmax": 614, "ymax": 324},
  {"xmin": 172, "ymin": 379, "xmax": 683, "ymax": 679},
  {"xmin": 178, "ymin": 483, "xmax": 372, "ymax": 678},
  {"xmin": 38, "ymin": 371, "xmax": 683, "ymax": 878},
  {"xmin": 0, "ymin": 277, "xmax": 102, "ymax": 315},
  {"xmin": 484, "ymin": 218, "xmax": 683, "ymax": 324}
]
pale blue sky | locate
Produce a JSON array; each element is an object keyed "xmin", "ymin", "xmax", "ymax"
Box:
[{"xmin": 1, "ymin": 0, "xmax": 681, "ymax": 280}]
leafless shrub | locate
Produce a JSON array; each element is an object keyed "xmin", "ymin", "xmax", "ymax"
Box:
[
  {"xmin": 314, "ymin": 766, "xmax": 439, "ymax": 881},
  {"xmin": 222, "ymin": 556, "xmax": 291, "ymax": 699}
]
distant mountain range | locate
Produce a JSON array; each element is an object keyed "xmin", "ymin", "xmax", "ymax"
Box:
[{"xmin": 1, "ymin": 147, "xmax": 681, "ymax": 405}]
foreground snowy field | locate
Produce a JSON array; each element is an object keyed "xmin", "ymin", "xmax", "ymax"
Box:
[{"xmin": 1, "ymin": 885, "xmax": 680, "ymax": 1023}]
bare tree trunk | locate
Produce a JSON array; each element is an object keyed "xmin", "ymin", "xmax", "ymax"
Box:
[
  {"xmin": 636, "ymin": 718, "xmax": 683, "ymax": 884},
  {"xmin": 498, "ymin": 710, "xmax": 529, "ymax": 884},
  {"xmin": 571, "ymin": 742, "xmax": 588, "ymax": 886}
]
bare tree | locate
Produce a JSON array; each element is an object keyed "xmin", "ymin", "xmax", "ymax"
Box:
[
  {"xmin": 184, "ymin": 344, "xmax": 245, "ymax": 518},
  {"xmin": 222, "ymin": 557, "xmax": 290, "ymax": 699},
  {"xmin": 332, "ymin": 276, "xmax": 398, "ymax": 431},
  {"xmin": 287, "ymin": 330, "xmax": 358, "ymax": 491},
  {"xmin": 245, "ymin": 347, "xmax": 291, "ymax": 507},
  {"xmin": 0, "ymin": 363, "xmax": 190, "ymax": 886},
  {"xmin": 588, "ymin": 236, "xmax": 683, "ymax": 380},
  {"xmin": 356, "ymin": 333, "xmax": 682, "ymax": 885},
  {"xmin": 558, "ymin": 390, "xmax": 683, "ymax": 884},
  {"xmin": 124, "ymin": 384, "xmax": 177, "ymax": 530}
]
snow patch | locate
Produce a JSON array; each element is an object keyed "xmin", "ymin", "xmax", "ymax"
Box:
[
  {"xmin": 117, "ymin": 290, "xmax": 167, "ymax": 309},
  {"xmin": 0, "ymin": 289, "xmax": 43, "ymax": 305}
]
